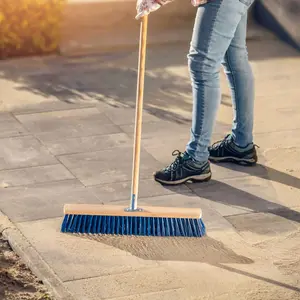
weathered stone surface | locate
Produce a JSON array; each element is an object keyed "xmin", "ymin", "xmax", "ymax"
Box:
[
  {"xmin": 17, "ymin": 218, "xmax": 159, "ymax": 282},
  {"xmin": 0, "ymin": 180, "xmax": 99, "ymax": 222},
  {"xmin": 0, "ymin": 113, "xmax": 28, "ymax": 138},
  {"xmin": 104, "ymin": 107, "xmax": 159, "ymax": 125},
  {"xmin": 41, "ymin": 133, "xmax": 131, "ymax": 156},
  {"xmin": 226, "ymin": 212, "xmax": 299, "ymax": 244},
  {"xmin": 58, "ymin": 147, "xmax": 161, "ymax": 186},
  {"xmin": 0, "ymin": 136, "xmax": 57, "ymax": 170},
  {"xmin": 15, "ymin": 108, "xmax": 118, "ymax": 141},
  {"xmin": 0, "ymin": 164, "xmax": 74, "ymax": 187},
  {"xmin": 89, "ymin": 178, "xmax": 191, "ymax": 203}
]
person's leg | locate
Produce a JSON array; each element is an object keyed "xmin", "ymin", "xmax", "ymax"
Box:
[
  {"xmin": 185, "ymin": 0, "xmax": 253, "ymax": 163},
  {"xmin": 223, "ymin": 12, "xmax": 254, "ymax": 147},
  {"xmin": 209, "ymin": 8, "xmax": 258, "ymax": 165},
  {"xmin": 154, "ymin": 0, "xmax": 253, "ymax": 185}
]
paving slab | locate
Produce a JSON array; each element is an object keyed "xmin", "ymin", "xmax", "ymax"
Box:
[
  {"xmin": 64, "ymin": 258, "xmax": 299, "ymax": 300},
  {"xmin": 0, "ymin": 136, "xmax": 58, "ymax": 170},
  {"xmin": 0, "ymin": 164, "xmax": 74, "ymax": 188},
  {"xmin": 17, "ymin": 218, "xmax": 160, "ymax": 282},
  {"xmin": 88, "ymin": 178, "xmax": 191, "ymax": 202},
  {"xmin": 15, "ymin": 108, "xmax": 118, "ymax": 141},
  {"xmin": 103, "ymin": 106, "xmax": 159, "ymax": 125},
  {"xmin": 0, "ymin": 112, "xmax": 28, "ymax": 138},
  {"xmin": 190, "ymin": 176, "xmax": 285, "ymax": 216},
  {"xmin": 58, "ymin": 147, "xmax": 161, "ymax": 186},
  {"xmin": 254, "ymin": 128, "xmax": 300, "ymax": 149},
  {"xmin": 0, "ymin": 180, "xmax": 100, "ymax": 222},
  {"xmin": 226, "ymin": 211, "xmax": 300, "ymax": 245},
  {"xmin": 41, "ymin": 132, "xmax": 131, "ymax": 156}
]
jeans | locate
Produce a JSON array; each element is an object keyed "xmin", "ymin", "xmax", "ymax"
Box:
[{"xmin": 186, "ymin": 0, "xmax": 255, "ymax": 162}]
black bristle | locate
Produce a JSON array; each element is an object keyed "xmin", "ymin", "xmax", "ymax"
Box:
[{"xmin": 61, "ymin": 214, "xmax": 206, "ymax": 237}]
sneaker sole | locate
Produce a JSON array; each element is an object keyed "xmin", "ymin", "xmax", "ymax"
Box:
[
  {"xmin": 209, "ymin": 156, "xmax": 257, "ymax": 166},
  {"xmin": 154, "ymin": 172, "xmax": 212, "ymax": 186}
]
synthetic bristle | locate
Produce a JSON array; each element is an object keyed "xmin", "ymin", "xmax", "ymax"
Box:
[{"xmin": 61, "ymin": 214, "xmax": 206, "ymax": 237}]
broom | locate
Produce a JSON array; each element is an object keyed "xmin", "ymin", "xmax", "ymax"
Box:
[{"xmin": 61, "ymin": 16, "xmax": 206, "ymax": 238}]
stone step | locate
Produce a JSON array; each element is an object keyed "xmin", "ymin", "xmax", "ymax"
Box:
[{"xmin": 60, "ymin": 0, "xmax": 276, "ymax": 56}]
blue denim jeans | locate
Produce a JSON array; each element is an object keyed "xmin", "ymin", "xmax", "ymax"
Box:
[{"xmin": 186, "ymin": 0, "xmax": 255, "ymax": 162}]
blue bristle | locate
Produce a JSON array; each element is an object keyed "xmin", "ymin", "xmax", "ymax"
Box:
[
  {"xmin": 157, "ymin": 218, "xmax": 161, "ymax": 236},
  {"xmin": 133, "ymin": 217, "xmax": 137, "ymax": 235},
  {"xmin": 81, "ymin": 216, "xmax": 86, "ymax": 233},
  {"xmin": 108, "ymin": 216, "xmax": 112, "ymax": 234},
  {"xmin": 102, "ymin": 216, "xmax": 107, "ymax": 233},
  {"xmin": 62, "ymin": 214, "xmax": 206, "ymax": 237},
  {"xmin": 177, "ymin": 219, "xmax": 184, "ymax": 236},
  {"xmin": 174, "ymin": 219, "xmax": 180, "ymax": 236},
  {"xmin": 92, "ymin": 216, "xmax": 97, "ymax": 234},
  {"xmin": 96, "ymin": 216, "xmax": 101, "ymax": 234},
  {"xmin": 120, "ymin": 217, "xmax": 124, "ymax": 234},
  {"xmin": 87, "ymin": 216, "xmax": 93, "ymax": 233},
  {"xmin": 67, "ymin": 215, "xmax": 74, "ymax": 232},
  {"xmin": 190, "ymin": 218, "xmax": 197, "ymax": 236},
  {"xmin": 71, "ymin": 215, "xmax": 78, "ymax": 232},
  {"xmin": 61, "ymin": 214, "xmax": 68, "ymax": 232},
  {"xmin": 151, "ymin": 217, "xmax": 155, "ymax": 236},
  {"xmin": 161, "ymin": 218, "xmax": 165, "ymax": 236},
  {"xmin": 147, "ymin": 218, "xmax": 150, "ymax": 236},
  {"xmin": 125, "ymin": 217, "xmax": 129, "ymax": 235},
  {"xmin": 165, "ymin": 218, "xmax": 170, "ymax": 236}
]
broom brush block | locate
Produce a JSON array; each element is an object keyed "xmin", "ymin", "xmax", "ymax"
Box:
[{"xmin": 64, "ymin": 204, "xmax": 202, "ymax": 219}]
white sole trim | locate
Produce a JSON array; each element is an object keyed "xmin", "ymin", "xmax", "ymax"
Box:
[{"xmin": 155, "ymin": 172, "xmax": 212, "ymax": 185}]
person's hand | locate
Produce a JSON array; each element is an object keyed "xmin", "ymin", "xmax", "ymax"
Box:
[{"xmin": 136, "ymin": 0, "xmax": 174, "ymax": 20}]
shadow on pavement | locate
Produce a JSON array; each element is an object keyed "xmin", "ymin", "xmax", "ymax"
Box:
[
  {"xmin": 186, "ymin": 178, "xmax": 300, "ymax": 225},
  {"xmin": 1, "ymin": 38, "xmax": 298, "ymax": 121},
  {"xmin": 220, "ymin": 163, "xmax": 300, "ymax": 190}
]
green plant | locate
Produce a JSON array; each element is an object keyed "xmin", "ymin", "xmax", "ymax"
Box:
[{"xmin": 0, "ymin": 0, "xmax": 65, "ymax": 59}]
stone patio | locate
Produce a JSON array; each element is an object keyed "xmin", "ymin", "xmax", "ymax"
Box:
[{"xmin": 0, "ymin": 37, "xmax": 300, "ymax": 299}]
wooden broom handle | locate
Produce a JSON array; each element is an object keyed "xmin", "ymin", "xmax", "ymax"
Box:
[{"xmin": 129, "ymin": 16, "xmax": 148, "ymax": 211}]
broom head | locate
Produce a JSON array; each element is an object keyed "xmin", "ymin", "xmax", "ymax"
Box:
[{"xmin": 61, "ymin": 204, "xmax": 206, "ymax": 237}]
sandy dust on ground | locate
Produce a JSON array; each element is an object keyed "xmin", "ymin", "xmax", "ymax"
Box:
[{"xmin": 0, "ymin": 234, "xmax": 53, "ymax": 300}]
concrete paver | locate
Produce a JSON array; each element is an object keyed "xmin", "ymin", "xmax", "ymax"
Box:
[
  {"xmin": 17, "ymin": 218, "xmax": 160, "ymax": 282},
  {"xmin": 0, "ymin": 136, "xmax": 58, "ymax": 170},
  {"xmin": 0, "ymin": 180, "xmax": 100, "ymax": 222},
  {"xmin": 104, "ymin": 107, "xmax": 159, "ymax": 125},
  {"xmin": 226, "ymin": 210, "xmax": 300, "ymax": 245},
  {"xmin": 58, "ymin": 147, "xmax": 161, "ymax": 186},
  {"xmin": 15, "ymin": 108, "xmax": 118, "ymax": 140},
  {"xmin": 0, "ymin": 37, "xmax": 300, "ymax": 300},
  {"xmin": 0, "ymin": 164, "xmax": 74, "ymax": 188},
  {"xmin": 88, "ymin": 178, "xmax": 192, "ymax": 202},
  {"xmin": 0, "ymin": 112, "xmax": 28, "ymax": 138},
  {"xmin": 191, "ymin": 176, "xmax": 282, "ymax": 215},
  {"xmin": 41, "ymin": 133, "xmax": 132, "ymax": 156}
]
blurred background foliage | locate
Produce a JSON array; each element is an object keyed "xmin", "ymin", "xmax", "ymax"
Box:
[{"xmin": 0, "ymin": 0, "xmax": 66, "ymax": 59}]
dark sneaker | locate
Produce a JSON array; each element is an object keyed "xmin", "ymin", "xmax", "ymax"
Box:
[
  {"xmin": 209, "ymin": 135, "xmax": 258, "ymax": 166},
  {"xmin": 154, "ymin": 150, "xmax": 212, "ymax": 185}
]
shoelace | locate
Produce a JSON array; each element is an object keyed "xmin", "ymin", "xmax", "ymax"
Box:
[
  {"xmin": 164, "ymin": 150, "xmax": 184, "ymax": 172},
  {"xmin": 211, "ymin": 134, "xmax": 260, "ymax": 154},
  {"xmin": 210, "ymin": 134, "xmax": 231, "ymax": 150}
]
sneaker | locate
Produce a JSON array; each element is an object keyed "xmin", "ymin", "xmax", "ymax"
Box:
[
  {"xmin": 209, "ymin": 135, "xmax": 258, "ymax": 165},
  {"xmin": 154, "ymin": 150, "xmax": 212, "ymax": 185}
]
